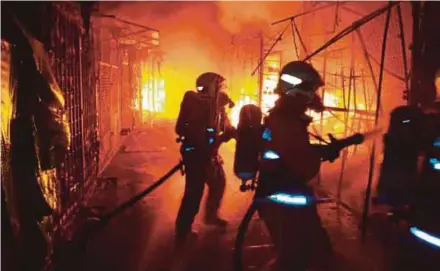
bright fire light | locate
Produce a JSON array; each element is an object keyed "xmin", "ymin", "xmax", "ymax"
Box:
[
  {"xmin": 307, "ymin": 91, "xmax": 340, "ymax": 120},
  {"xmin": 132, "ymin": 78, "xmax": 166, "ymax": 113},
  {"xmin": 228, "ymin": 90, "xmax": 347, "ymax": 128},
  {"xmin": 229, "ymin": 92, "xmax": 258, "ymax": 127}
]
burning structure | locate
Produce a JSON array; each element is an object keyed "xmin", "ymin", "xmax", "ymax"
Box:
[
  {"xmin": 1, "ymin": 1, "xmax": 439, "ymax": 270},
  {"xmin": 102, "ymin": 0, "xmax": 437, "ymax": 226}
]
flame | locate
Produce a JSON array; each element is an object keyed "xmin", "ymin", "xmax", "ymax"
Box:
[
  {"xmin": 229, "ymin": 91, "xmax": 259, "ymax": 127},
  {"xmin": 132, "ymin": 78, "xmax": 166, "ymax": 113},
  {"xmin": 307, "ymin": 90, "xmax": 341, "ymax": 121},
  {"xmin": 228, "ymin": 90, "xmax": 349, "ymax": 130}
]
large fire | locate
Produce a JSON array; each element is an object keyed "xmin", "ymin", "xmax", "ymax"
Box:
[
  {"xmin": 229, "ymin": 92, "xmax": 259, "ymax": 127},
  {"xmin": 307, "ymin": 91, "xmax": 340, "ymax": 120},
  {"xmin": 132, "ymin": 78, "xmax": 166, "ymax": 114},
  {"xmin": 229, "ymin": 90, "xmax": 342, "ymax": 128}
]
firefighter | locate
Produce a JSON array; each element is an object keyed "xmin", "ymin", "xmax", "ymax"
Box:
[
  {"xmin": 374, "ymin": 105, "xmax": 425, "ymax": 207},
  {"xmin": 255, "ymin": 61, "xmax": 340, "ymax": 271},
  {"xmin": 411, "ymin": 68, "xmax": 440, "ymax": 232},
  {"xmin": 175, "ymin": 72, "xmax": 236, "ymax": 245}
]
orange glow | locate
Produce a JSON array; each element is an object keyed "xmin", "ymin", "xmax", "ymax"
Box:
[
  {"xmin": 435, "ymin": 75, "xmax": 440, "ymax": 99},
  {"xmin": 261, "ymin": 93, "xmax": 279, "ymax": 115},
  {"xmin": 229, "ymin": 91, "xmax": 259, "ymax": 127},
  {"xmin": 151, "ymin": 39, "xmax": 160, "ymax": 46},
  {"xmin": 152, "ymin": 31, "xmax": 160, "ymax": 40},
  {"xmin": 307, "ymin": 91, "xmax": 339, "ymax": 121},
  {"xmin": 96, "ymin": 2, "xmax": 410, "ymax": 240},
  {"xmin": 261, "ymin": 53, "xmax": 281, "ymax": 114},
  {"xmin": 132, "ymin": 78, "xmax": 166, "ymax": 113}
]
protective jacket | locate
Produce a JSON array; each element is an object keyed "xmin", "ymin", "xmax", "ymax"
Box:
[{"xmin": 256, "ymin": 98, "xmax": 321, "ymax": 198}]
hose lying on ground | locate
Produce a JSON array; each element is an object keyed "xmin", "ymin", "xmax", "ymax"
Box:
[{"xmin": 233, "ymin": 201, "xmax": 259, "ymax": 271}]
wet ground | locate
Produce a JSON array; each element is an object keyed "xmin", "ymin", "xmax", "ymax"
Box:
[{"xmin": 82, "ymin": 121, "xmax": 396, "ymax": 271}]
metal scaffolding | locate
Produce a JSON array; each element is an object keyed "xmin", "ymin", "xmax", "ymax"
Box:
[{"xmin": 268, "ymin": 1, "xmax": 411, "ymax": 240}]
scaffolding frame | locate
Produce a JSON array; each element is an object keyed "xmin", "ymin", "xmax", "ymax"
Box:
[{"xmin": 264, "ymin": 1, "xmax": 410, "ymax": 240}]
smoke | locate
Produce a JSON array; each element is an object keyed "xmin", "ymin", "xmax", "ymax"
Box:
[
  {"xmin": 216, "ymin": 1, "xmax": 303, "ymax": 35},
  {"xmin": 99, "ymin": 1, "xmax": 303, "ymax": 116},
  {"xmin": 216, "ymin": 2, "xmax": 272, "ymax": 34}
]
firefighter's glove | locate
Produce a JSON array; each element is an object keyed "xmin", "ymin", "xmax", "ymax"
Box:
[
  {"xmin": 321, "ymin": 146, "xmax": 340, "ymax": 162},
  {"xmin": 325, "ymin": 134, "xmax": 342, "ymax": 162},
  {"xmin": 313, "ymin": 134, "xmax": 342, "ymax": 162},
  {"xmin": 220, "ymin": 127, "xmax": 237, "ymax": 143}
]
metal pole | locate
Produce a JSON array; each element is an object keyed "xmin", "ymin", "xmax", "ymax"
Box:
[
  {"xmin": 396, "ymin": 3, "xmax": 410, "ymax": 103},
  {"xmin": 252, "ymin": 25, "xmax": 287, "ymax": 76},
  {"xmin": 355, "ymin": 29, "xmax": 383, "ymax": 115},
  {"xmin": 138, "ymin": 51, "xmax": 143, "ymax": 124},
  {"xmin": 291, "ymin": 22, "xmax": 300, "ymax": 60},
  {"xmin": 271, "ymin": 2, "xmax": 345, "ymax": 25},
  {"xmin": 119, "ymin": 48, "xmax": 124, "ymax": 133},
  {"xmin": 361, "ymin": 2, "xmax": 393, "ymax": 242},
  {"xmin": 341, "ymin": 68, "xmax": 346, "ymax": 109},
  {"xmin": 317, "ymin": 44, "xmax": 329, "ymax": 185},
  {"xmin": 293, "ymin": 19, "xmax": 308, "ymax": 57},
  {"xmin": 258, "ymin": 33, "xmax": 264, "ymax": 108},
  {"xmin": 361, "ymin": 69, "xmax": 369, "ymax": 112},
  {"xmin": 409, "ymin": 1, "xmax": 421, "ymax": 106},
  {"xmin": 94, "ymin": 14, "xmax": 159, "ymax": 32},
  {"xmin": 337, "ymin": 56, "xmax": 353, "ymax": 214},
  {"xmin": 303, "ymin": 2, "xmax": 399, "ymax": 62}
]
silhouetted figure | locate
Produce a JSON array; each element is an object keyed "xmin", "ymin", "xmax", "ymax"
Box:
[{"xmin": 175, "ymin": 72, "xmax": 236, "ymax": 245}]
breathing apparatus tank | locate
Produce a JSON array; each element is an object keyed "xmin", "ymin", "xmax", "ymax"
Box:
[
  {"xmin": 175, "ymin": 90, "xmax": 201, "ymax": 140},
  {"xmin": 233, "ymin": 104, "xmax": 264, "ymax": 191}
]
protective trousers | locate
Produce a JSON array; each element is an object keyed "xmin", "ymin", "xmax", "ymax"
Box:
[
  {"xmin": 258, "ymin": 201, "xmax": 333, "ymax": 271},
  {"xmin": 175, "ymin": 153, "xmax": 226, "ymax": 243}
]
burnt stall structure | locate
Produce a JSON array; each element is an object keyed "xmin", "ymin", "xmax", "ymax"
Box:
[
  {"xmin": 230, "ymin": 1, "xmax": 413, "ymax": 215},
  {"xmin": 234, "ymin": 1, "xmax": 439, "ymax": 241},
  {"xmin": 1, "ymin": 2, "xmax": 100, "ymax": 270},
  {"xmin": 0, "ymin": 2, "xmax": 163, "ymax": 270},
  {"xmin": 93, "ymin": 13, "xmax": 162, "ymax": 170},
  {"xmin": 1, "ymin": 2, "xmax": 163, "ymax": 269}
]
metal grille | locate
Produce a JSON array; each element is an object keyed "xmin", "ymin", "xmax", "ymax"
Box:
[
  {"xmin": 96, "ymin": 23, "xmax": 122, "ymax": 170},
  {"xmin": 48, "ymin": 4, "xmax": 85, "ymax": 213},
  {"xmin": 98, "ymin": 63, "xmax": 114, "ymax": 167},
  {"xmin": 81, "ymin": 25, "xmax": 100, "ymax": 200},
  {"xmin": 120, "ymin": 48, "xmax": 133, "ymax": 130}
]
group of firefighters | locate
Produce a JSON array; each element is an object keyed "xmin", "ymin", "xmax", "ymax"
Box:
[{"xmin": 173, "ymin": 60, "xmax": 440, "ymax": 270}]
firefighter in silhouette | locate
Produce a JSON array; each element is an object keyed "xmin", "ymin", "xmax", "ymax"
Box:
[
  {"xmin": 175, "ymin": 72, "xmax": 236, "ymax": 244},
  {"xmin": 255, "ymin": 61, "xmax": 341, "ymax": 271},
  {"xmin": 374, "ymin": 105, "xmax": 425, "ymax": 207},
  {"xmin": 411, "ymin": 69, "xmax": 440, "ymax": 234},
  {"xmin": 376, "ymin": 70, "xmax": 440, "ymax": 270}
]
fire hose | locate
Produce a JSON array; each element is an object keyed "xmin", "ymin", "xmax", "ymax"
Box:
[
  {"xmin": 81, "ymin": 161, "xmax": 185, "ymax": 237},
  {"xmin": 232, "ymin": 197, "xmax": 333, "ymax": 271}
]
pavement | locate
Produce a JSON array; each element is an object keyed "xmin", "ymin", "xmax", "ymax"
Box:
[{"xmin": 79, "ymin": 121, "xmax": 397, "ymax": 271}]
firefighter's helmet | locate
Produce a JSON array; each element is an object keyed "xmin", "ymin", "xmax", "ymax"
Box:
[
  {"xmin": 196, "ymin": 72, "xmax": 226, "ymax": 95},
  {"xmin": 274, "ymin": 61, "xmax": 324, "ymax": 98}
]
